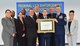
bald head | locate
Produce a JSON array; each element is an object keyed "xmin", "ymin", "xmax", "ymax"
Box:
[
  {"xmin": 49, "ymin": 6, "xmax": 54, "ymax": 13},
  {"xmin": 34, "ymin": 5, "xmax": 39, "ymax": 12}
]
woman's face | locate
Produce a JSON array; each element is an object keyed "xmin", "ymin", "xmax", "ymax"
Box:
[
  {"xmin": 18, "ymin": 12, "xmax": 23, "ymax": 18},
  {"xmin": 5, "ymin": 11, "xmax": 11, "ymax": 18},
  {"xmin": 69, "ymin": 12, "xmax": 74, "ymax": 20}
]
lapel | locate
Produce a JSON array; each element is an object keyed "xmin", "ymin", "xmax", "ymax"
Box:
[
  {"xmin": 42, "ymin": 15, "xmax": 44, "ymax": 19},
  {"xmin": 11, "ymin": 18, "xmax": 15, "ymax": 24},
  {"xmin": 56, "ymin": 13, "xmax": 62, "ymax": 18},
  {"xmin": 6, "ymin": 17, "xmax": 13, "ymax": 24},
  {"xmin": 50, "ymin": 13, "xmax": 53, "ymax": 18},
  {"xmin": 67, "ymin": 19, "xmax": 75, "ymax": 32},
  {"xmin": 5, "ymin": 17, "xmax": 15, "ymax": 28},
  {"xmin": 34, "ymin": 12, "xmax": 40, "ymax": 18},
  {"xmin": 18, "ymin": 18, "xmax": 23, "ymax": 25},
  {"xmin": 43, "ymin": 15, "xmax": 47, "ymax": 19},
  {"xmin": 29, "ymin": 16, "xmax": 35, "ymax": 23},
  {"xmin": 70, "ymin": 20, "xmax": 75, "ymax": 32}
]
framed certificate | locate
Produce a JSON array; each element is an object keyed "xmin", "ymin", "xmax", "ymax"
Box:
[{"xmin": 38, "ymin": 19, "xmax": 55, "ymax": 33}]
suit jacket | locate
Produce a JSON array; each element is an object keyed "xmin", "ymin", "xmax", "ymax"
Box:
[
  {"xmin": 47, "ymin": 13, "xmax": 56, "ymax": 18},
  {"xmin": 15, "ymin": 18, "xmax": 26, "ymax": 38},
  {"xmin": 1, "ymin": 17, "xmax": 16, "ymax": 46},
  {"xmin": 55, "ymin": 13, "xmax": 67, "ymax": 35},
  {"xmin": 13, "ymin": 18, "xmax": 17, "ymax": 32},
  {"xmin": 33, "ymin": 12, "xmax": 42, "ymax": 21},
  {"xmin": 25, "ymin": 16, "xmax": 37, "ymax": 38},
  {"xmin": 47, "ymin": 13, "xmax": 56, "ymax": 33},
  {"xmin": 65, "ymin": 19, "xmax": 78, "ymax": 35}
]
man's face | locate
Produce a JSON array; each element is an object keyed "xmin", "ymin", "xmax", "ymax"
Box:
[
  {"xmin": 69, "ymin": 12, "xmax": 74, "ymax": 19},
  {"xmin": 42, "ymin": 10, "xmax": 47, "ymax": 16},
  {"xmin": 49, "ymin": 7, "xmax": 54, "ymax": 13},
  {"xmin": 56, "ymin": 7, "xmax": 61, "ymax": 13},
  {"xmin": 29, "ymin": 10, "xmax": 34, "ymax": 16},
  {"xmin": 34, "ymin": 6, "xmax": 39, "ymax": 12}
]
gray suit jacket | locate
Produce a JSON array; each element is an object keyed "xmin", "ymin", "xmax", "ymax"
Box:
[
  {"xmin": 1, "ymin": 17, "xmax": 16, "ymax": 46},
  {"xmin": 65, "ymin": 19, "xmax": 78, "ymax": 35}
]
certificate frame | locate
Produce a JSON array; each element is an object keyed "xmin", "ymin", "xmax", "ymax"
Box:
[{"xmin": 38, "ymin": 19, "xmax": 55, "ymax": 33}]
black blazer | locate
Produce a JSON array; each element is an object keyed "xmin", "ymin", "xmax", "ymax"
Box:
[
  {"xmin": 26, "ymin": 16, "xmax": 37, "ymax": 38},
  {"xmin": 15, "ymin": 18, "xmax": 26, "ymax": 38},
  {"xmin": 33, "ymin": 13, "xmax": 43, "ymax": 21},
  {"xmin": 47, "ymin": 13, "xmax": 56, "ymax": 18},
  {"xmin": 13, "ymin": 18, "xmax": 17, "ymax": 35},
  {"xmin": 47, "ymin": 13, "xmax": 57, "ymax": 32},
  {"xmin": 13, "ymin": 18, "xmax": 17, "ymax": 31}
]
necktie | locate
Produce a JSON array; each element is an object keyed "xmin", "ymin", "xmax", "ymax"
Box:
[{"xmin": 31, "ymin": 16, "xmax": 34, "ymax": 20}]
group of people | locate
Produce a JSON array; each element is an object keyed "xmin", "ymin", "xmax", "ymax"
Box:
[{"xmin": 1, "ymin": 5, "xmax": 78, "ymax": 46}]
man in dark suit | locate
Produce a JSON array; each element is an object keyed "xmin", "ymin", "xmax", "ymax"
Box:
[
  {"xmin": 55, "ymin": 5, "xmax": 67, "ymax": 46},
  {"xmin": 21, "ymin": 8, "xmax": 27, "ymax": 18},
  {"xmin": 21, "ymin": 8, "xmax": 27, "ymax": 46},
  {"xmin": 11, "ymin": 10, "xmax": 17, "ymax": 46},
  {"xmin": 25, "ymin": 8, "xmax": 37, "ymax": 46},
  {"xmin": 38, "ymin": 9, "xmax": 51, "ymax": 46},
  {"xmin": 33, "ymin": 5, "xmax": 43, "ymax": 45},
  {"xmin": 33, "ymin": 5, "xmax": 42, "ymax": 21},
  {"xmin": 47, "ymin": 7, "xmax": 56, "ymax": 18},
  {"xmin": 47, "ymin": 7, "xmax": 56, "ymax": 46}
]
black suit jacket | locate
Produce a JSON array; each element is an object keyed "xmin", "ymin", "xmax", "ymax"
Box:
[
  {"xmin": 26, "ymin": 16, "xmax": 37, "ymax": 38},
  {"xmin": 15, "ymin": 18, "xmax": 26, "ymax": 38},
  {"xmin": 33, "ymin": 13, "xmax": 42, "ymax": 21},
  {"xmin": 47, "ymin": 13, "xmax": 56, "ymax": 18},
  {"xmin": 48, "ymin": 13, "xmax": 57, "ymax": 32},
  {"xmin": 13, "ymin": 18, "xmax": 17, "ymax": 31}
]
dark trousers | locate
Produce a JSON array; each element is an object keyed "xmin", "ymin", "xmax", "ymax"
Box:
[
  {"xmin": 27, "ymin": 37, "xmax": 36, "ymax": 46},
  {"xmin": 22, "ymin": 37, "xmax": 27, "ymax": 46},
  {"xmin": 39, "ymin": 35, "xmax": 50, "ymax": 46},
  {"xmin": 17, "ymin": 37, "xmax": 27, "ymax": 46},
  {"xmin": 55, "ymin": 35, "xmax": 65, "ymax": 46},
  {"xmin": 50, "ymin": 33, "xmax": 55, "ymax": 46},
  {"xmin": 13, "ymin": 37, "xmax": 17, "ymax": 46}
]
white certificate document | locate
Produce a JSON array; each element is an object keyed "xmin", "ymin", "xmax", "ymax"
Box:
[{"xmin": 40, "ymin": 21, "xmax": 52, "ymax": 30}]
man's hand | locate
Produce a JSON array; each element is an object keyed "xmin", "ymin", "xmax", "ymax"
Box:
[
  {"xmin": 54, "ymin": 19, "xmax": 58, "ymax": 23},
  {"xmin": 67, "ymin": 33, "xmax": 72, "ymax": 36},
  {"xmin": 12, "ymin": 33, "xmax": 15, "ymax": 37},
  {"xmin": 22, "ymin": 33, "xmax": 25, "ymax": 37},
  {"xmin": 36, "ymin": 19, "xmax": 40, "ymax": 23}
]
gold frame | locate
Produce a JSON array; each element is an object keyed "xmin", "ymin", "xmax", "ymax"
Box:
[{"xmin": 38, "ymin": 19, "xmax": 55, "ymax": 33}]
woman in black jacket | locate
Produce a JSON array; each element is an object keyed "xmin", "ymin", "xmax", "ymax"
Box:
[{"xmin": 16, "ymin": 12, "xmax": 27, "ymax": 46}]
